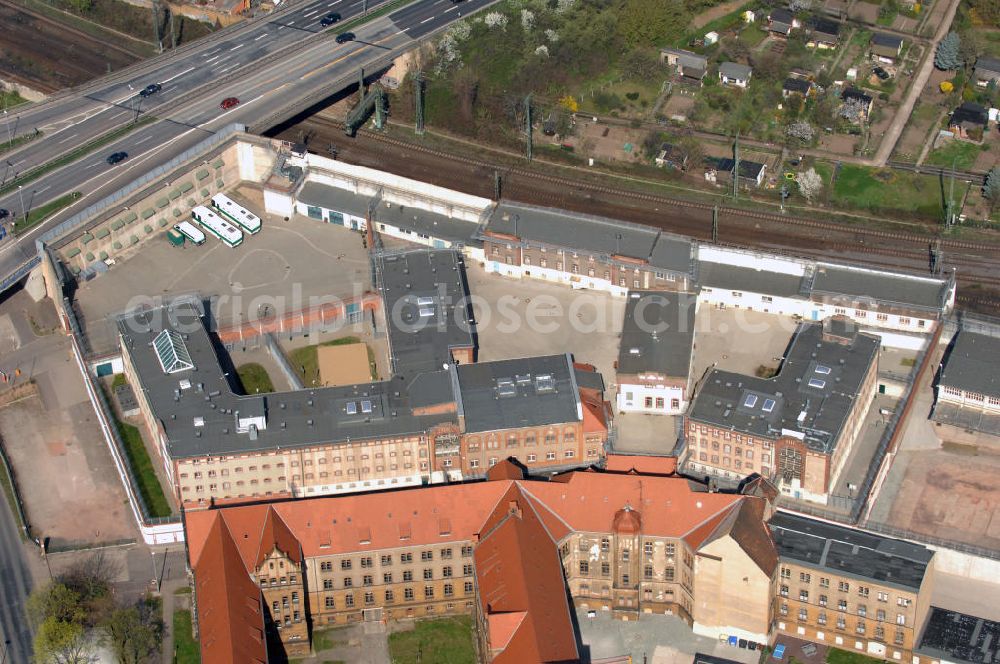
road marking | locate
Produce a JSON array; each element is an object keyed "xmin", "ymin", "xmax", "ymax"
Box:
[
  {"xmin": 277, "ymin": 24, "xmax": 285, "ymax": 29},
  {"xmin": 229, "ymin": 43, "xmax": 244, "ymax": 51},
  {"xmin": 218, "ymin": 64, "xmax": 238, "ymax": 74},
  {"xmin": 161, "ymin": 66, "xmax": 195, "ymax": 84},
  {"xmin": 35, "ymin": 185, "xmax": 50, "ymax": 194},
  {"xmin": 57, "ymin": 133, "xmax": 78, "ymax": 145},
  {"xmin": 444, "ymin": 4, "xmax": 457, "ymax": 11},
  {"xmin": 205, "ymin": 55, "xmax": 220, "ymax": 63},
  {"xmin": 255, "ymin": 33, "xmax": 268, "ymax": 40},
  {"xmin": 304, "ymin": 8, "xmax": 320, "ymax": 15},
  {"xmin": 420, "ymin": 15, "xmax": 434, "ymax": 22},
  {"xmin": 135, "ymin": 135, "xmax": 154, "ymax": 145},
  {"xmin": 85, "ymin": 162, "xmax": 99, "ymax": 169}
]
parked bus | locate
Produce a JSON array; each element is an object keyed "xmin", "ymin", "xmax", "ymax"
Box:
[
  {"xmin": 211, "ymin": 193, "xmax": 261, "ymax": 234},
  {"xmin": 192, "ymin": 205, "xmax": 243, "ymax": 248},
  {"xmin": 174, "ymin": 221, "xmax": 206, "ymax": 245}
]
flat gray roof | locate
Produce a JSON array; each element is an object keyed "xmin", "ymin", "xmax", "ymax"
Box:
[
  {"xmin": 297, "ymin": 180, "xmax": 481, "ymax": 247},
  {"xmin": 770, "ymin": 512, "xmax": 932, "ymax": 592},
  {"xmin": 699, "ymin": 262, "xmax": 806, "ymax": 298},
  {"xmin": 457, "ymin": 354, "xmax": 581, "ymax": 434},
  {"xmin": 917, "ymin": 607, "xmax": 1000, "ymax": 664},
  {"xmin": 811, "ymin": 262, "xmax": 949, "ymax": 311},
  {"xmin": 688, "ymin": 320, "xmax": 879, "ymax": 454},
  {"xmin": 377, "ymin": 249, "xmax": 475, "ymax": 378},
  {"xmin": 485, "ymin": 203, "xmax": 693, "ymax": 275},
  {"xmin": 617, "ymin": 291, "xmax": 696, "ymax": 378},
  {"xmin": 117, "ymin": 300, "xmax": 457, "ymax": 458},
  {"xmin": 939, "ymin": 329, "xmax": 1000, "ymax": 398}
]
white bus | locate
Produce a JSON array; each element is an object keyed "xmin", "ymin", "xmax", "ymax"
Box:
[
  {"xmin": 211, "ymin": 193, "xmax": 261, "ymax": 234},
  {"xmin": 174, "ymin": 221, "xmax": 206, "ymax": 245},
  {"xmin": 192, "ymin": 205, "xmax": 243, "ymax": 248}
]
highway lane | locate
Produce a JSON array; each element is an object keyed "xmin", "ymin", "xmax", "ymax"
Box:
[
  {"xmin": 0, "ymin": 0, "xmax": 373, "ymax": 175},
  {"xmin": 0, "ymin": 486, "xmax": 34, "ymax": 664},
  {"xmin": 0, "ymin": 0, "xmax": 499, "ymax": 286}
]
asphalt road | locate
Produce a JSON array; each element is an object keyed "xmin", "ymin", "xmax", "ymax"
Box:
[
  {"xmin": 0, "ymin": 490, "xmax": 34, "ymax": 663},
  {"xmin": 0, "ymin": 0, "xmax": 499, "ymax": 291}
]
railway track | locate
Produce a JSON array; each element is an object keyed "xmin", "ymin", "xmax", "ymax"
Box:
[{"xmin": 278, "ymin": 116, "xmax": 1000, "ymax": 309}]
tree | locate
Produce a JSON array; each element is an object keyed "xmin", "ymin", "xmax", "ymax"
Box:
[
  {"xmin": 34, "ymin": 617, "xmax": 92, "ymax": 664},
  {"xmin": 934, "ymin": 32, "xmax": 962, "ymax": 71},
  {"xmin": 797, "ymin": 167, "xmax": 823, "ymax": 202},
  {"xmin": 786, "ymin": 120, "xmax": 816, "ymax": 143},
  {"xmin": 983, "ymin": 166, "xmax": 1000, "ymax": 211},
  {"xmin": 621, "ymin": 48, "xmax": 660, "ymax": 81},
  {"xmin": 617, "ymin": 0, "xmax": 689, "ymax": 48},
  {"xmin": 103, "ymin": 597, "xmax": 164, "ymax": 664},
  {"xmin": 28, "ymin": 584, "xmax": 86, "ymax": 629}
]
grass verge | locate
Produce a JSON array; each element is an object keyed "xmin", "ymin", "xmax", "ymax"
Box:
[
  {"xmin": 0, "ymin": 115, "xmax": 156, "ymax": 197},
  {"xmin": 116, "ymin": 419, "xmax": 172, "ymax": 518},
  {"xmin": 388, "ymin": 616, "xmax": 476, "ymax": 664},
  {"xmin": 826, "ymin": 648, "xmax": 886, "ymax": 664},
  {"xmin": 173, "ymin": 610, "xmax": 201, "ymax": 664},
  {"xmin": 12, "ymin": 191, "xmax": 82, "ymax": 235},
  {"xmin": 237, "ymin": 362, "xmax": 276, "ymax": 394},
  {"xmin": 0, "ymin": 131, "xmax": 43, "ymax": 158},
  {"xmin": 324, "ymin": 0, "xmax": 415, "ymax": 37}
]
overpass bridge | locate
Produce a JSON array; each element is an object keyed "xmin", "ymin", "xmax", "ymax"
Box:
[{"xmin": 0, "ymin": 0, "xmax": 493, "ymax": 294}]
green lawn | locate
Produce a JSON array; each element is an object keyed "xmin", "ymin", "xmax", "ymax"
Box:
[
  {"xmin": 826, "ymin": 648, "xmax": 886, "ymax": 664},
  {"xmin": 387, "ymin": 616, "xmax": 477, "ymax": 664},
  {"xmin": 925, "ymin": 140, "xmax": 986, "ymax": 171},
  {"xmin": 173, "ymin": 610, "xmax": 201, "ymax": 664},
  {"xmin": 237, "ymin": 363, "xmax": 275, "ymax": 394},
  {"xmin": 12, "ymin": 191, "xmax": 82, "ymax": 234},
  {"xmin": 112, "ymin": 373, "xmax": 128, "ymax": 389},
  {"xmin": 832, "ymin": 164, "xmax": 944, "ymax": 218},
  {"xmin": 288, "ymin": 336, "xmax": 376, "ymax": 387},
  {"xmin": 117, "ymin": 420, "xmax": 172, "ymax": 518}
]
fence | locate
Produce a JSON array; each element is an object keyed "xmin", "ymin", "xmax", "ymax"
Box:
[
  {"xmin": 35, "ymin": 123, "xmax": 247, "ymax": 251},
  {"xmin": 863, "ymin": 520, "xmax": 1000, "ymax": 561},
  {"xmin": 62, "ymin": 296, "xmax": 183, "ymax": 543}
]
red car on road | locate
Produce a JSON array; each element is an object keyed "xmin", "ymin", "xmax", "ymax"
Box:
[{"xmin": 220, "ymin": 97, "xmax": 240, "ymax": 110}]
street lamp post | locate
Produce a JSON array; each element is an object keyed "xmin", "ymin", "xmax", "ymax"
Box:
[
  {"xmin": 16, "ymin": 186, "xmax": 25, "ymax": 225},
  {"xmin": 2, "ymin": 109, "xmax": 12, "ymax": 149},
  {"xmin": 0, "ymin": 637, "xmax": 11, "ymax": 664}
]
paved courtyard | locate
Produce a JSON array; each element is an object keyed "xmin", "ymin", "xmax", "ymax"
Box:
[
  {"xmin": 577, "ymin": 609, "xmax": 759, "ymax": 664},
  {"xmin": 73, "ymin": 189, "xmax": 372, "ymax": 354},
  {"xmin": 690, "ymin": 306, "xmax": 798, "ymax": 387},
  {"xmin": 0, "ymin": 293, "xmax": 135, "ymax": 547}
]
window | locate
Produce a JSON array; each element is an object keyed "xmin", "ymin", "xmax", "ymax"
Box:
[
  {"xmin": 341, "ymin": 560, "xmax": 352, "ymax": 570},
  {"xmin": 858, "ymin": 605, "xmax": 867, "ymax": 618},
  {"xmin": 463, "ymin": 564, "xmax": 473, "ymax": 575},
  {"xmin": 579, "ymin": 561, "xmax": 589, "ymax": 575},
  {"xmin": 424, "ymin": 586, "xmax": 434, "ymax": 599},
  {"xmin": 781, "ymin": 585, "xmax": 789, "ymax": 597},
  {"xmin": 644, "ymin": 565, "xmax": 653, "ymax": 580},
  {"xmin": 385, "ymin": 589, "xmax": 395, "ymax": 603},
  {"xmin": 894, "ymin": 631, "xmax": 904, "ymax": 645},
  {"xmin": 820, "ymin": 577, "xmax": 830, "ymax": 588},
  {"xmin": 819, "ymin": 595, "xmax": 828, "ymax": 607},
  {"xmin": 343, "ymin": 578, "xmax": 353, "ymax": 588},
  {"xmin": 799, "ymin": 608, "xmax": 808, "ymax": 621},
  {"xmin": 361, "ymin": 557, "xmax": 372, "ymax": 568},
  {"xmin": 383, "ymin": 573, "xmax": 392, "ymax": 584},
  {"xmin": 404, "ymin": 588, "xmax": 414, "ymax": 601},
  {"xmin": 364, "ymin": 592, "xmax": 374, "ymax": 606},
  {"xmin": 441, "ymin": 548, "xmax": 453, "ymax": 559},
  {"xmin": 622, "ymin": 549, "xmax": 630, "ymax": 562},
  {"xmin": 601, "ymin": 562, "xmax": 610, "ymax": 576},
  {"xmin": 858, "ymin": 586, "xmax": 870, "ymax": 598},
  {"xmin": 381, "ymin": 555, "xmax": 392, "ymax": 566},
  {"xmin": 465, "ymin": 581, "xmax": 474, "ymax": 593},
  {"xmin": 403, "ymin": 571, "xmax": 413, "ymax": 582},
  {"xmin": 838, "ymin": 581, "xmax": 850, "ymax": 593},
  {"xmin": 837, "ymin": 616, "xmax": 846, "ymax": 630},
  {"xmin": 877, "ymin": 609, "xmax": 886, "ymax": 622},
  {"xmin": 325, "ymin": 597, "xmax": 335, "ymax": 608},
  {"xmin": 345, "ymin": 594, "xmax": 354, "ymax": 608},
  {"xmin": 644, "ymin": 542, "xmax": 653, "ymax": 555},
  {"xmin": 323, "ymin": 579, "xmax": 333, "ymax": 590},
  {"xmin": 321, "ymin": 561, "xmax": 333, "ymax": 572},
  {"xmin": 877, "ymin": 591, "xmax": 888, "ymax": 603},
  {"xmin": 781, "ymin": 567, "xmax": 791, "ymax": 579},
  {"xmin": 443, "ymin": 566, "xmax": 452, "ymax": 578},
  {"xmin": 838, "ymin": 600, "xmax": 848, "ymax": 611},
  {"xmin": 363, "ymin": 575, "xmax": 373, "ymax": 587},
  {"xmin": 800, "ymin": 590, "xmax": 809, "ymax": 601},
  {"xmin": 621, "ymin": 573, "xmax": 630, "ymax": 586},
  {"xmin": 800, "ymin": 572, "xmax": 811, "ymax": 583},
  {"xmin": 444, "ymin": 583, "xmax": 454, "ymax": 597},
  {"xmin": 421, "ymin": 551, "xmax": 433, "ymax": 561},
  {"xmin": 856, "ymin": 621, "xmax": 866, "ymax": 635},
  {"xmin": 896, "ymin": 614, "xmax": 906, "ymax": 626}
]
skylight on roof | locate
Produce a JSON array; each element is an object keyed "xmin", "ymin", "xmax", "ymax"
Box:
[
  {"xmin": 762, "ymin": 398, "xmax": 776, "ymax": 413},
  {"xmin": 346, "ymin": 402, "xmax": 358, "ymax": 415},
  {"xmin": 535, "ymin": 374, "xmax": 556, "ymax": 394},
  {"xmin": 808, "ymin": 378, "xmax": 827, "ymax": 389},
  {"xmin": 361, "ymin": 399, "xmax": 373, "ymax": 414},
  {"xmin": 815, "ymin": 365, "xmax": 832, "ymax": 375},
  {"xmin": 744, "ymin": 394, "xmax": 758, "ymax": 408},
  {"xmin": 416, "ymin": 296, "xmax": 435, "ymax": 306},
  {"xmin": 153, "ymin": 329, "xmax": 194, "ymax": 374},
  {"xmin": 497, "ymin": 379, "xmax": 517, "ymax": 398},
  {"xmin": 418, "ymin": 307, "xmax": 435, "ymax": 317}
]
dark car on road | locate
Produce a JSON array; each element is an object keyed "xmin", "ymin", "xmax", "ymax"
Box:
[
  {"xmin": 106, "ymin": 151, "xmax": 128, "ymax": 165},
  {"xmin": 319, "ymin": 12, "xmax": 341, "ymax": 26},
  {"xmin": 139, "ymin": 83, "xmax": 162, "ymax": 97},
  {"xmin": 220, "ymin": 96, "xmax": 240, "ymax": 110},
  {"xmin": 335, "ymin": 31, "xmax": 355, "ymax": 44}
]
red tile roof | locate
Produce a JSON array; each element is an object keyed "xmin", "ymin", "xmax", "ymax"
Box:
[
  {"xmin": 476, "ymin": 488, "xmax": 579, "ymax": 664},
  {"xmin": 193, "ymin": 514, "xmax": 267, "ymax": 664},
  {"xmin": 604, "ymin": 454, "xmax": 679, "ymax": 476}
]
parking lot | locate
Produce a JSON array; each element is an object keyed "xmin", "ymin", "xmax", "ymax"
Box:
[{"xmin": 74, "ymin": 188, "xmax": 373, "ymax": 354}]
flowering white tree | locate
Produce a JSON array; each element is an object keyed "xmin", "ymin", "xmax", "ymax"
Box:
[
  {"xmin": 435, "ymin": 22, "xmax": 471, "ymax": 73},
  {"xmin": 535, "ymin": 45, "xmax": 550, "ymax": 57},
  {"xmin": 545, "ymin": 28, "xmax": 559, "ymax": 42},
  {"xmin": 555, "ymin": 0, "xmax": 575, "ymax": 13},
  {"xmin": 521, "ymin": 8, "xmax": 535, "ymax": 30},
  {"xmin": 484, "ymin": 11, "xmax": 508, "ymax": 29},
  {"xmin": 797, "ymin": 167, "xmax": 823, "ymax": 203}
]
